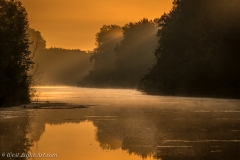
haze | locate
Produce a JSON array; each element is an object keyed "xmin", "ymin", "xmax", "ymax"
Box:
[{"xmin": 21, "ymin": 0, "xmax": 172, "ymax": 50}]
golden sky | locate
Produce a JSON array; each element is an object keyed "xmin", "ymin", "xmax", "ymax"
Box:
[{"xmin": 21, "ymin": 0, "xmax": 173, "ymax": 51}]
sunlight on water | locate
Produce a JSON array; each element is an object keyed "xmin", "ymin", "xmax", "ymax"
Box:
[
  {"xmin": 33, "ymin": 85, "xmax": 71, "ymax": 88},
  {"xmin": 2, "ymin": 86, "xmax": 240, "ymax": 159},
  {"xmin": 33, "ymin": 86, "xmax": 152, "ymax": 106},
  {"xmin": 34, "ymin": 86, "xmax": 240, "ymax": 108},
  {"xmin": 21, "ymin": 86, "xmax": 240, "ymax": 159},
  {"xmin": 29, "ymin": 121, "xmax": 155, "ymax": 160}
]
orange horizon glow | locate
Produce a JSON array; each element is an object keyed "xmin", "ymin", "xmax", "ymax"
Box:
[{"xmin": 21, "ymin": 0, "xmax": 173, "ymax": 51}]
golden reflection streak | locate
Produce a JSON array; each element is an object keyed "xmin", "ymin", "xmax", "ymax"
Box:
[{"xmin": 29, "ymin": 122, "xmax": 155, "ymax": 160}]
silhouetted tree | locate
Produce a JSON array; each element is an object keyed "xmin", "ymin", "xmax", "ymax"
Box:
[
  {"xmin": 141, "ymin": 0, "xmax": 240, "ymax": 98},
  {"xmin": 91, "ymin": 25, "xmax": 122, "ymax": 70},
  {"xmin": 28, "ymin": 28, "xmax": 46, "ymax": 57},
  {"xmin": 114, "ymin": 18, "xmax": 158, "ymax": 87},
  {"xmin": 80, "ymin": 25, "xmax": 123, "ymax": 87},
  {"xmin": 0, "ymin": 0, "xmax": 33, "ymax": 106},
  {"xmin": 81, "ymin": 19, "xmax": 158, "ymax": 88},
  {"xmin": 27, "ymin": 28, "xmax": 46, "ymax": 86}
]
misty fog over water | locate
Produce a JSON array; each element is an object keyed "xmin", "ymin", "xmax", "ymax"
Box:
[{"xmin": 1, "ymin": 86, "xmax": 240, "ymax": 160}]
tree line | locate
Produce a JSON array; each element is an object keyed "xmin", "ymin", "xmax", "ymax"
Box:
[
  {"xmin": 140, "ymin": 0, "xmax": 240, "ymax": 98},
  {"xmin": 29, "ymin": 29, "xmax": 92, "ymax": 85},
  {"xmin": 0, "ymin": 0, "xmax": 33, "ymax": 106},
  {"xmin": 80, "ymin": 19, "xmax": 158, "ymax": 88},
  {"xmin": 81, "ymin": 0, "xmax": 240, "ymax": 98}
]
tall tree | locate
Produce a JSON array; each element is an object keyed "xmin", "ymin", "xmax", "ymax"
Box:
[
  {"xmin": 0, "ymin": 0, "xmax": 33, "ymax": 106},
  {"xmin": 114, "ymin": 18, "xmax": 158, "ymax": 87},
  {"xmin": 81, "ymin": 20, "xmax": 158, "ymax": 88},
  {"xmin": 81, "ymin": 25, "xmax": 123, "ymax": 87},
  {"xmin": 90, "ymin": 25, "xmax": 122, "ymax": 71},
  {"xmin": 141, "ymin": 0, "xmax": 240, "ymax": 98},
  {"xmin": 28, "ymin": 28, "xmax": 46, "ymax": 57}
]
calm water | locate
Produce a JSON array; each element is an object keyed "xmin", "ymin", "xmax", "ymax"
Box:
[{"xmin": 1, "ymin": 86, "xmax": 240, "ymax": 160}]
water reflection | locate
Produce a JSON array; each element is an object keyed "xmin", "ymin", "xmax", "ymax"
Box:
[
  {"xmin": 29, "ymin": 122, "xmax": 154, "ymax": 160},
  {"xmin": 1, "ymin": 86, "xmax": 240, "ymax": 159},
  {"xmin": 27, "ymin": 105, "xmax": 240, "ymax": 159},
  {"xmin": 0, "ymin": 107, "xmax": 33, "ymax": 160},
  {"xmin": 27, "ymin": 108, "xmax": 156, "ymax": 160}
]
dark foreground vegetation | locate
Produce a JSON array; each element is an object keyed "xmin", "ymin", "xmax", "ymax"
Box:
[
  {"xmin": 140, "ymin": 0, "xmax": 240, "ymax": 98},
  {"xmin": 0, "ymin": 0, "xmax": 33, "ymax": 107}
]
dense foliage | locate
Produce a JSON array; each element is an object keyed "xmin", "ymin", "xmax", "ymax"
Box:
[
  {"xmin": 80, "ymin": 25, "xmax": 123, "ymax": 87},
  {"xmin": 81, "ymin": 19, "xmax": 158, "ymax": 88},
  {"xmin": 140, "ymin": 0, "xmax": 240, "ymax": 98},
  {"xmin": 0, "ymin": 0, "xmax": 33, "ymax": 106},
  {"xmin": 113, "ymin": 19, "xmax": 158, "ymax": 87}
]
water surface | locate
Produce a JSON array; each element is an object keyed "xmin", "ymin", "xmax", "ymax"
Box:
[{"xmin": 1, "ymin": 86, "xmax": 240, "ymax": 159}]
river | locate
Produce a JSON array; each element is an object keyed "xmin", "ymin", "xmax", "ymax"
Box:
[{"xmin": 1, "ymin": 86, "xmax": 240, "ymax": 159}]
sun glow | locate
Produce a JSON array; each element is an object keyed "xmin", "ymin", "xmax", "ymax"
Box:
[{"xmin": 21, "ymin": 0, "xmax": 172, "ymax": 50}]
